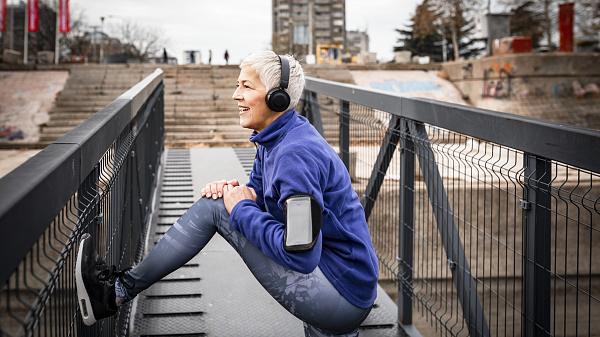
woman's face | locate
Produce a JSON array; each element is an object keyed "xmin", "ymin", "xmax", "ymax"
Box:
[{"xmin": 232, "ymin": 66, "xmax": 282, "ymax": 131}]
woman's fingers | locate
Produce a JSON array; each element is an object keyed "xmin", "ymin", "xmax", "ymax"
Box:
[
  {"xmin": 210, "ymin": 183, "xmax": 219, "ymax": 199},
  {"xmin": 248, "ymin": 187, "xmax": 257, "ymax": 200},
  {"xmin": 201, "ymin": 179, "xmax": 238, "ymax": 199}
]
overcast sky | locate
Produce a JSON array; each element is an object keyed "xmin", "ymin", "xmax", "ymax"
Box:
[{"xmin": 67, "ymin": 0, "xmax": 420, "ymax": 64}]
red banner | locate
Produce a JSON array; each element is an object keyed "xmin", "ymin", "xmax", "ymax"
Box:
[
  {"xmin": 28, "ymin": 0, "xmax": 39, "ymax": 32},
  {"xmin": 559, "ymin": 3, "xmax": 574, "ymax": 52},
  {"xmin": 0, "ymin": 0, "xmax": 6, "ymax": 32},
  {"xmin": 58, "ymin": 0, "xmax": 69, "ymax": 33}
]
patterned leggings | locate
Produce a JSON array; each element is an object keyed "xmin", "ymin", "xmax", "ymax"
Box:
[{"xmin": 118, "ymin": 198, "xmax": 371, "ymax": 336}]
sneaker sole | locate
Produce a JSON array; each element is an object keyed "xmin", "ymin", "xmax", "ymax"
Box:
[{"xmin": 75, "ymin": 233, "xmax": 97, "ymax": 326}]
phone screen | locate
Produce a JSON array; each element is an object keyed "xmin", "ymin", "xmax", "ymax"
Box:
[{"xmin": 286, "ymin": 197, "xmax": 313, "ymax": 247}]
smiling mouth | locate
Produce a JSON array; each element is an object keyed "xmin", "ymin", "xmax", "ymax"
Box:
[{"xmin": 238, "ymin": 106, "xmax": 250, "ymax": 114}]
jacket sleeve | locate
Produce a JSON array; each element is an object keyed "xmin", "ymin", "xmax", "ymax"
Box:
[
  {"xmin": 245, "ymin": 148, "xmax": 265, "ymax": 209},
  {"xmin": 229, "ymin": 150, "xmax": 324, "ymax": 274}
]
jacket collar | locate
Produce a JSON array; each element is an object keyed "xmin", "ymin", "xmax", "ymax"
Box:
[{"xmin": 249, "ymin": 109, "xmax": 297, "ymax": 150}]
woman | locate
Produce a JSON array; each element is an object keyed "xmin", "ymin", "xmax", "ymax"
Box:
[{"xmin": 76, "ymin": 51, "xmax": 379, "ymax": 337}]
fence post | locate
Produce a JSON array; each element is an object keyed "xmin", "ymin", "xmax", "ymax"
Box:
[
  {"xmin": 522, "ymin": 154, "xmax": 552, "ymax": 337},
  {"xmin": 310, "ymin": 92, "xmax": 325, "ymax": 137},
  {"xmin": 339, "ymin": 100, "xmax": 350, "ymax": 172},
  {"xmin": 300, "ymin": 90, "xmax": 325, "ymax": 141},
  {"xmin": 398, "ymin": 118, "xmax": 414, "ymax": 325},
  {"xmin": 362, "ymin": 116, "xmax": 402, "ymax": 220}
]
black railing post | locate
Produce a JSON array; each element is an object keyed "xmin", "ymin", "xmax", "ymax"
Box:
[
  {"xmin": 398, "ymin": 118, "xmax": 414, "ymax": 326},
  {"xmin": 301, "ymin": 90, "xmax": 325, "ymax": 139},
  {"xmin": 339, "ymin": 99, "xmax": 350, "ymax": 172},
  {"xmin": 362, "ymin": 116, "xmax": 402, "ymax": 220},
  {"xmin": 522, "ymin": 153, "xmax": 552, "ymax": 337}
]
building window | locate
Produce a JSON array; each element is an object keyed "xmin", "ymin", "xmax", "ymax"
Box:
[{"xmin": 294, "ymin": 25, "xmax": 309, "ymax": 45}]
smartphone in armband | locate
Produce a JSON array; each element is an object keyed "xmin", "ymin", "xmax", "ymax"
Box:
[{"xmin": 284, "ymin": 195, "xmax": 321, "ymax": 251}]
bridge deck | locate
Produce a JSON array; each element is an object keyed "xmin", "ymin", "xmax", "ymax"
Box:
[{"xmin": 129, "ymin": 148, "xmax": 399, "ymax": 336}]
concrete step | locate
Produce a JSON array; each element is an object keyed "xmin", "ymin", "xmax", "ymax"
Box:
[
  {"xmin": 49, "ymin": 107, "xmax": 104, "ymax": 114},
  {"xmin": 47, "ymin": 112, "xmax": 96, "ymax": 119},
  {"xmin": 165, "ymin": 88, "xmax": 237, "ymax": 94},
  {"xmin": 165, "ymin": 117, "xmax": 239, "ymax": 124},
  {"xmin": 165, "ymin": 132, "xmax": 251, "ymax": 141},
  {"xmin": 57, "ymin": 89, "xmax": 128, "ymax": 95},
  {"xmin": 164, "ymin": 114, "xmax": 238, "ymax": 121},
  {"xmin": 165, "ymin": 139, "xmax": 252, "ymax": 147},
  {"xmin": 164, "ymin": 104, "xmax": 237, "ymax": 110},
  {"xmin": 40, "ymin": 126, "xmax": 77, "ymax": 134},
  {"xmin": 165, "ymin": 125, "xmax": 246, "ymax": 132},
  {"xmin": 49, "ymin": 103, "xmax": 238, "ymax": 113},
  {"xmin": 165, "ymin": 96, "xmax": 227, "ymax": 101},
  {"xmin": 55, "ymin": 98, "xmax": 116, "ymax": 105}
]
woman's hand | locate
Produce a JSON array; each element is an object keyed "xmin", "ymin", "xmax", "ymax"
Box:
[
  {"xmin": 223, "ymin": 184, "xmax": 257, "ymax": 214},
  {"xmin": 201, "ymin": 179, "xmax": 239, "ymax": 199}
]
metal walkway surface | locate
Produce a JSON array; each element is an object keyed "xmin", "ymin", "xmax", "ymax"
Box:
[{"xmin": 130, "ymin": 148, "xmax": 400, "ymax": 337}]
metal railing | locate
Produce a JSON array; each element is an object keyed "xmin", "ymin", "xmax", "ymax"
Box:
[
  {"xmin": 0, "ymin": 69, "xmax": 165, "ymax": 337},
  {"xmin": 301, "ymin": 77, "xmax": 600, "ymax": 337}
]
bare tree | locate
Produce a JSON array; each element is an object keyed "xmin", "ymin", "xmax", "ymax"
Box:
[
  {"xmin": 430, "ymin": 0, "xmax": 485, "ymax": 60},
  {"xmin": 112, "ymin": 20, "xmax": 168, "ymax": 61}
]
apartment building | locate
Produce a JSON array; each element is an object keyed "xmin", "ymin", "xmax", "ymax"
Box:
[{"xmin": 272, "ymin": 0, "xmax": 345, "ymax": 61}]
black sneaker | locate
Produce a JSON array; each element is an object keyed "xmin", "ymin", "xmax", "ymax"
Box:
[{"xmin": 75, "ymin": 233, "xmax": 124, "ymax": 326}]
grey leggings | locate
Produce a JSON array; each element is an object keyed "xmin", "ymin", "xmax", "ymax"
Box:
[{"xmin": 119, "ymin": 198, "xmax": 371, "ymax": 336}]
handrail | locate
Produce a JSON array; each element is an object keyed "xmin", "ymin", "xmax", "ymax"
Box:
[
  {"xmin": 0, "ymin": 69, "xmax": 164, "ymax": 286},
  {"xmin": 303, "ymin": 77, "xmax": 600, "ymax": 337},
  {"xmin": 305, "ymin": 77, "xmax": 600, "ymax": 173}
]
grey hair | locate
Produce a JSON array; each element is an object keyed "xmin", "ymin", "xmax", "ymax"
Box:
[{"xmin": 240, "ymin": 50, "xmax": 305, "ymax": 112}]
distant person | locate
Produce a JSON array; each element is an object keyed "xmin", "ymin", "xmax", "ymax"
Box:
[
  {"xmin": 75, "ymin": 51, "xmax": 378, "ymax": 337},
  {"xmin": 190, "ymin": 51, "xmax": 196, "ymax": 64},
  {"xmin": 208, "ymin": 49, "xmax": 212, "ymax": 65},
  {"xmin": 224, "ymin": 49, "xmax": 229, "ymax": 65},
  {"xmin": 162, "ymin": 48, "xmax": 168, "ymax": 64}
]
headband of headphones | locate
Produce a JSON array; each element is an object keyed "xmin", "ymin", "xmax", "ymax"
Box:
[{"xmin": 278, "ymin": 55, "xmax": 290, "ymax": 90}]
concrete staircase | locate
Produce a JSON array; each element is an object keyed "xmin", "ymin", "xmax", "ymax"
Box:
[
  {"xmin": 162, "ymin": 66, "xmax": 253, "ymax": 147},
  {"xmin": 40, "ymin": 65, "xmax": 156, "ymax": 144},
  {"xmin": 40, "ymin": 64, "xmax": 357, "ymax": 147}
]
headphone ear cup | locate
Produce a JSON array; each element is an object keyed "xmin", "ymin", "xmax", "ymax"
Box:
[{"xmin": 266, "ymin": 88, "xmax": 291, "ymax": 112}]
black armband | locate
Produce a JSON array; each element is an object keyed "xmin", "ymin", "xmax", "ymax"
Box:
[{"xmin": 283, "ymin": 195, "xmax": 322, "ymax": 252}]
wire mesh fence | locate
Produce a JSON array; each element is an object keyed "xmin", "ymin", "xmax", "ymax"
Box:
[
  {"xmin": 0, "ymin": 74, "xmax": 164, "ymax": 337},
  {"xmin": 302, "ymin": 78, "xmax": 600, "ymax": 337}
]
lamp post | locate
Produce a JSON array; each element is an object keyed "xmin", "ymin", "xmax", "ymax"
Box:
[
  {"xmin": 54, "ymin": 0, "xmax": 59, "ymax": 64},
  {"xmin": 308, "ymin": 0, "xmax": 314, "ymax": 55},
  {"xmin": 99, "ymin": 16, "xmax": 104, "ymax": 63},
  {"xmin": 23, "ymin": 0, "xmax": 27, "ymax": 64}
]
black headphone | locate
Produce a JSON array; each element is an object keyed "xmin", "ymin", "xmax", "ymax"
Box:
[{"xmin": 265, "ymin": 55, "xmax": 291, "ymax": 112}]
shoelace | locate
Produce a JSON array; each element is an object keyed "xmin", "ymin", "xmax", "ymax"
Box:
[{"xmin": 97, "ymin": 265, "xmax": 130, "ymax": 284}]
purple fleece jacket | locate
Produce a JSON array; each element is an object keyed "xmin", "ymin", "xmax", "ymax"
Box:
[{"xmin": 229, "ymin": 109, "xmax": 379, "ymax": 309}]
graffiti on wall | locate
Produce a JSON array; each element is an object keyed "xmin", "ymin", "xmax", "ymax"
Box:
[
  {"xmin": 551, "ymin": 81, "xmax": 600, "ymax": 98},
  {"xmin": 369, "ymin": 80, "xmax": 440, "ymax": 94},
  {"xmin": 482, "ymin": 62, "xmax": 513, "ymax": 98}
]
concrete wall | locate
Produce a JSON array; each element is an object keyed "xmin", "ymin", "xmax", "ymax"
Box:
[{"xmin": 442, "ymin": 53, "xmax": 600, "ymax": 130}]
